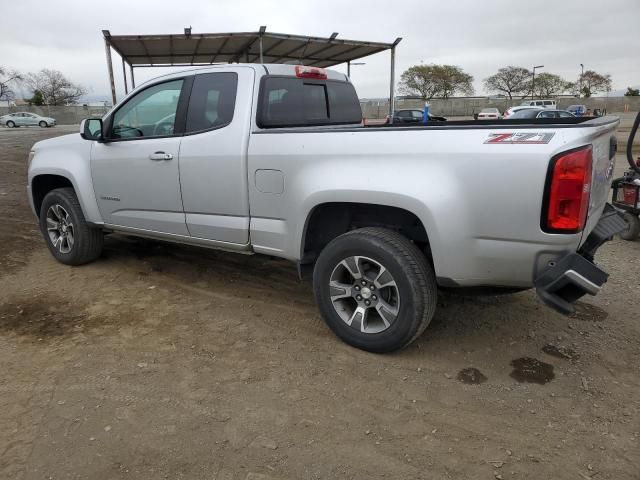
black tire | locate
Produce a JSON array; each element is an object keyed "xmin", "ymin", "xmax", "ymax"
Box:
[
  {"xmin": 313, "ymin": 227, "xmax": 437, "ymax": 353},
  {"xmin": 39, "ymin": 120, "xmax": 47, "ymax": 128},
  {"xmin": 619, "ymin": 212, "xmax": 640, "ymax": 241},
  {"xmin": 6, "ymin": 120, "xmax": 15, "ymax": 128},
  {"xmin": 39, "ymin": 187, "xmax": 104, "ymax": 265}
]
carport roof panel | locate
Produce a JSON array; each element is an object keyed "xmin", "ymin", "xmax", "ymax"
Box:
[{"xmin": 103, "ymin": 30, "xmax": 397, "ymax": 68}]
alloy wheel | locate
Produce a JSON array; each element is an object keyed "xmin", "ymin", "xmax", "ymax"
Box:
[
  {"xmin": 329, "ymin": 255, "xmax": 400, "ymax": 334},
  {"xmin": 46, "ymin": 204, "xmax": 74, "ymax": 253}
]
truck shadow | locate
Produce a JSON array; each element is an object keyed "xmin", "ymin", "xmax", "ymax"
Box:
[{"xmin": 100, "ymin": 234, "xmax": 550, "ymax": 347}]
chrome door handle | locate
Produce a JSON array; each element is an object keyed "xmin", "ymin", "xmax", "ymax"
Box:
[{"xmin": 149, "ymin": 151, "xmax": 173, "ymax": 161}]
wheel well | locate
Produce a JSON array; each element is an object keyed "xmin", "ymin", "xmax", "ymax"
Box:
[
  {"xmin": 31, "ymin": 175, "xmax": 73, "ymax": 217},
  {"xmin": 301, "ymin": 203, "xmax": 431, "ymax": 263}
]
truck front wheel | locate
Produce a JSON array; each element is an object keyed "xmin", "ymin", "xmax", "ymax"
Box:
[
  {"xmin": 39, "ymin": 187, "xmax": 104, "ymax": 265},
  {"xmin": 313, "ymin": 227, "xmax": 437, "ymax": 353}
]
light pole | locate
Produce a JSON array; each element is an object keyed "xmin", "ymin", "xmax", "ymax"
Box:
[
  {"xmin": 579, "ymin": 63, "xmax": 584, "ymax": 97},
  {"xmin": 347, "ymin": 61, "xmax": 366, "ymax": 78},
  {"xmin": 532, "ymin": 65, "xmax": 544, "ymax": 99}
]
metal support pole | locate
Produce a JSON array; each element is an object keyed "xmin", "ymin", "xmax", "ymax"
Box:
[
  {"xmin": 531, "ymin": 71, "xmax": 535, "ymax": 100},
  {"xmin": 103, "ymin": 35, "xmax": 117, "ymax": 105},
  {"xmin": 259, "ymin": 36, "xmax": 264, "ymax": 63},
  {"xmin": 130, "ymin": 64, "xmax": 135, "ymax": 89},
  {"xmin": 347, "ymin": 60, "xmax": 351, "ymax": 78},
  {"xmin": 258, "ymin": 25, "xmax": 266, "ymax": 64},
  {"xmin": 122, "ymin": 57, "xmax": 128, "ymax": 95},
  {"xmin": 389, "ymin": 46, "xmax": 396, "ymax": 121}
]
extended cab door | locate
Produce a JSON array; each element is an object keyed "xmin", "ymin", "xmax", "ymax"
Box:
[
  {"xmin": 91, "ymin": 78, "xmax": 190, "ymax": 235},
  {"xmin": 178, "ymin": 68, "xmax": 252, "ymax": 244}
]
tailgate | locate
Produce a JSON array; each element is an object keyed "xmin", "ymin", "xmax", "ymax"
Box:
[{"xmin": 580, "ymin": 118, "xmax": 619, "ymax": 243}]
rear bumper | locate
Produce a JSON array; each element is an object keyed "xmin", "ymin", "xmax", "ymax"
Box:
[{"xmin": 534, "ymin": 204, "xmax": 626, "ymax": 314}]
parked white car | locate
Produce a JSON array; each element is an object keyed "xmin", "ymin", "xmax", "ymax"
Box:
[
  {"xmin": 477, "ymin": 108, "xmax": 501, "ymax": 119},
  {"xmin": 1, "ymin": 112, "xmax": 56, "ymax": 128}
]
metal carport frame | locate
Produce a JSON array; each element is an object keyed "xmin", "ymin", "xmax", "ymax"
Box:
[{"xmin": 102, "ymin": 28, "xmax": 401, "ymax": 117}]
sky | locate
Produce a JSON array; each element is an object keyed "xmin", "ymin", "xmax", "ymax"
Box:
[{"xmin": 1, "ymin": 0, "xmax": 639, "ymax": 101}]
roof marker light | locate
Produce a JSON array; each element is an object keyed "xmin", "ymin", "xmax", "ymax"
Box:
[{"xmin": 295, "ymin": 65, "xmax": 327, "ymax": 79}]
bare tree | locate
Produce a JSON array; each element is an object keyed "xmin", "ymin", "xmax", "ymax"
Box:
[
  {"xmin": 483, "ymin": 66, "xmax": 531, "ymax": 100},
  {"xmin": 399, "ymin": 64, "xmax": 474, "ymax": 100},
  {"xmin": 578, "ymin": 70, "xmax": 612, "ymax": 98},
  {"xmin": 25, "ymin": 69, "xmax": 87, "ymax": 105},
  {"xmin": 0, "ymin": 66, "xmax": 23, "ymax": 101},
  {"xmin": 531, "ymin": 72, "xmax": 569, "ymax": 98}
]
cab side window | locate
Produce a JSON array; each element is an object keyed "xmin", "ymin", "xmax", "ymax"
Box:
[
  {"xmin": 185, "ymin": 72, "xmax": 238, "ymax": 133},
  {"xmin": 111, "ymin": 79, "xmax": 184, "ymax": 139}
]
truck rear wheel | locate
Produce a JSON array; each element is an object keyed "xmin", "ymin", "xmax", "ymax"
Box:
[
  {"xmin": 619, "ymin": 212, "xmax": 640, "ymax": 241},
  {"xmin": 39, "ymin": 187, "xmax": 104, "ymax": 265},
  {"xmin": 313, "ymin": 227, "xmax": 437, "ymax": 353}
]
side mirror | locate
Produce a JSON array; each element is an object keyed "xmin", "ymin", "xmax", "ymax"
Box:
[{"xmin": 80, "ymin": 118, "xmax": 103, "ymax": 141}]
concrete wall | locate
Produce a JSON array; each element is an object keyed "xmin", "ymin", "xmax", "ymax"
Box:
[
  {"xmin": 0, "ymin": 105, "xmax": 109, "ymax": 125},
  {"xmin": 3, "ymin": 96, "xmax": 639, "ymax": 124},
  {"xmin": 361, "ymin": 96, "xmax": 640, "ymax": 119}
]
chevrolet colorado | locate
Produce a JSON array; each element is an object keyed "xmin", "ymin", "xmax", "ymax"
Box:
[{"xmin": 27, "ymin": 64, "xmax": 625, "ymax": 352}]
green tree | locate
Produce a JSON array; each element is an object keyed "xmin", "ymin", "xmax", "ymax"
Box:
[
  {"xmin": 399, "ymin": 64, "xmax": 474, "ymax": 100},
  {"xmin": 437, "ymin": 65, "xmax": 474, "ymax": 99},
  {"xmin": 483, "ymin": 66, "xmax": 531, "ymax": 100},
  {"xmin": 624, "ymin": 87, "xmax": 640, "ymax": 97},
  {"xmin": 29, "ymin": 89, "xmax": 45, "ymax": 106},
  {"xmin": 531, "ymin": 72, "xmax": 569, "ymax": 98}
]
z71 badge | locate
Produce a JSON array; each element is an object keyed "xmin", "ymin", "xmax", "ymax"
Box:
[{"xmin": 484, "ymin": 132, "xmax": 555, "ymax": 144}]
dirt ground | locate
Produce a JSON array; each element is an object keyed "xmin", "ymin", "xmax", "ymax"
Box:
[{"xmin": 0, "ymin": 125, "xmax": 638, "ymax": 480}]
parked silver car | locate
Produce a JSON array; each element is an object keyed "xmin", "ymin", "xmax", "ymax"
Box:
[
  {"xmin": 509, "ymin": 108, "xmax": 575, "ymax": 119},
  {"xmin": 1, "ymin": 112, "xmax": 56, "ymax": 128}
]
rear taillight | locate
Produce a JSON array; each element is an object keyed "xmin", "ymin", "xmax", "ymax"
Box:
[
  {"xmin": 622, "ymin": 185, "xmax": 638, "ymax": 205},
  {"xmin": 295, "ymin": 65, "xmax": 327, "ymax": 79},
  {"xmin": 543, "ymin": 146, "xmax": 593, "ymax": 233}
]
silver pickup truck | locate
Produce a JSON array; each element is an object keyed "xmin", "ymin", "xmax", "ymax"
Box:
[{"xmin": 27, "ymin": 64, "xmax": 626, "ymax": 352}]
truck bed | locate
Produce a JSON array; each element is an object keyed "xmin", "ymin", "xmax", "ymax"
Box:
[{"xmin": 371, "ymin": 116, "xmax": 611, "ymax": 129}]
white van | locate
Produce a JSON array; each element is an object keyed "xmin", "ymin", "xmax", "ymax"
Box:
[{"xmin": 520, "ymin": 99, "xmax": 557, "ymax": 109}]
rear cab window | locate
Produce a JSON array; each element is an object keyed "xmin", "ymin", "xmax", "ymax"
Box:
[
  {"xmin": 257, "ymin": 76, "xmax": 362, "ymax": 128},
  {"xmin": 185, "ymin": 72, "xmax": 238, "ymax": 133}
]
